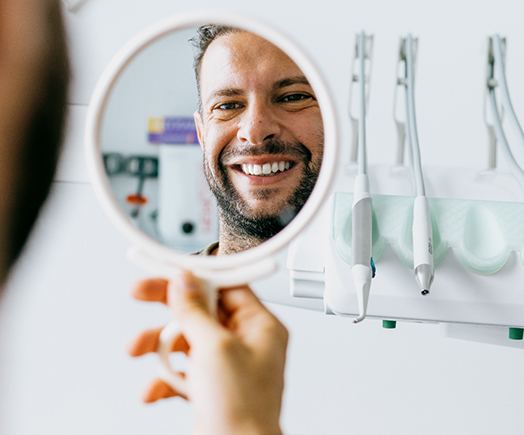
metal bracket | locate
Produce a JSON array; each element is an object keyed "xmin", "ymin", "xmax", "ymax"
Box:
[
  {"xmin": 348, "ymin": 32, "xmax": 374, "ymax": 165},
  {"xmin": 484, "ymin": 35, "xmax": 524, "ymax": 190},
  {"xmin": 393, "ymin": 36, "xmax": 418, "ymax": 167},
  {"xmin": 484, "ymin": 36, "xmax": 506, "ymax": 170}
]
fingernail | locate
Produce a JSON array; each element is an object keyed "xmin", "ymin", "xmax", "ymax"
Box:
[
  {"xmin": 142, "ymin": 392, "xmax": 154, "ymax": 404},
  {"xmin": 127, "ymin": 342, "xmax": 138, "ymax": 357}
]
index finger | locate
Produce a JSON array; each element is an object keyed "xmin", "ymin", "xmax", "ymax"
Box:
[{"xmin": 132, "ymin": 278, "xmax": 168, "ymax": 304}]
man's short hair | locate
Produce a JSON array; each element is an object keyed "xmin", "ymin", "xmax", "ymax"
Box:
[{"xmin": 189, "ymin": 24, "xmax": 241, "ymax": 111}]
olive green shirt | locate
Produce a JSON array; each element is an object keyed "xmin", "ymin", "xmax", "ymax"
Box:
[{"xmin": 195, "ymin": 241, "xmax": 219, "ymax": 256}]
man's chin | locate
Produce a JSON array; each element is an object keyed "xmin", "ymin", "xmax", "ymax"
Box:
[
  {"xmin": 241, "ymin": 205, "xmax": 298, "ymax": 227},
  {"xmin": 209, "ymin": 166, "xmax": 316, "ymax": 240},
  {"xmin": 240, "ymin": 200, "xmax": 293, "ymax": 220}
]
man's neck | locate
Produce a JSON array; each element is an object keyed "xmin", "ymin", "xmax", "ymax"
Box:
[{"xmin": 217, "ymin": 221, "xmax": 264, "ymax": 255}]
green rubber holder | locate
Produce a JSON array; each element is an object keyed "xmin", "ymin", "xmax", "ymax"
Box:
[
  {"xmin": 509, "ymin": 328, "xmax": 523, "ymax": 340},
  {"xmin": 382, "ymin": 320, "xmax": 397, "ymax": 329},
  {"xmin": 333, "ymin": 193, "xmax": 524, "ymax": 275}
]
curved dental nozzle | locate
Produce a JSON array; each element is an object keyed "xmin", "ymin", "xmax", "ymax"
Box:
[
  {"xmin": 421, "ymin": 289, "xmax": 429, "ymax": 296},
  {"xmin": 351, "ymin": 191, "xmax": 373, "ymax": 323},
  {"xmin": 351, "ymin": 264, "xmax": 372, "ymax": 324},
  {"xmin": 353, "ymin": 314, "xmax": 366, "ymax": 324}
]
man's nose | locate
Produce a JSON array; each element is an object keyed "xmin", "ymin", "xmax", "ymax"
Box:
[{"xmin": 237, "ymin": 101, "xmax": 281, "ymax": 146}]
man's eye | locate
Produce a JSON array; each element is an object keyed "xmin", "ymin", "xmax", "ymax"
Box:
[
  {"xmin": 215, "ymin": 102, "xmax": 242, "ymax": 110},
  {"xmin": 279, "ymin": 93, "xmax": 312, "ymax": 103}
]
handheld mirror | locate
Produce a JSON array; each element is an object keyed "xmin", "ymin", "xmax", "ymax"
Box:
[{"xmin": 85, "ymin": 11, "xmax": 338, "ymax": 393}]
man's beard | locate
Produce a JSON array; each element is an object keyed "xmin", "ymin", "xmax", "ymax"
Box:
[{"xmin": 204, "ymin": 139, "xmax": 322, "ymax": 242}]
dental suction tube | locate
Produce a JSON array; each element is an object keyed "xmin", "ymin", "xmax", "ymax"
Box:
[
  {"xmin": 404, "ymin": 36, "xmax": 425, "ymax": 198},
  {"xmin": 487, "ymin": 35, "xmax": 524, "ymax": 190},
  {"xmin": 351, "ymin": 31, "xmax": 374, "ymax": 323},
  {"xmin": 403, "ymin": 34, "xmax": 434, "ymax": 295}
]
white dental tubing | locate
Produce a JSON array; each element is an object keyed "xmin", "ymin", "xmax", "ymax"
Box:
[
  {"xmin": 352, "ymin": 32, "xmax": 374, "ymax": 323},
  {"xmin": 403, "ymin": 34, "xmax": 434, "ymax": 296}
]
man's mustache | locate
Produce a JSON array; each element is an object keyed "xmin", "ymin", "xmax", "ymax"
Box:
[{"xmin": 220, "ymin": 139, "xmax": 312, "ymax": 166}]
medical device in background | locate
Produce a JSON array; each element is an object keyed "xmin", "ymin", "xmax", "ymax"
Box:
[
  {"xmin": 348, "ymin": 32, "xmax": 375, "ymax": 323},
  {"xmin": 289, "ymin": 33, "xmax": 524, "ymax": 343},
  {"xmin": 102, "ymin": 152, "xmax": 158, "ymax": 221},
  {"xmin": 397, "ymin": 34, "xmax": 435, "ymax": 296},
  {"xmin": 101, "ymin": 117, "xmax": 218, "ymax": 252},
  {"xmin": 149, "ymin": 116, "xmax": 219, "ymax": 252},
  {"xmin": 485, "ymin": 34, "xmax": 524, "ymax": 189},
  {"xmin": 125, "ymin": 156, "xmax": 159, "ymax": 218},
  {"xmin": 103, "ymin": 152, "xmax": 127, "ymax": 176}
]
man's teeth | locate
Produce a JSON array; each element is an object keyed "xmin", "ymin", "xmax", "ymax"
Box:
[{"xmin": 241, "ymin": 161, "xmax": 291, "ymax": 176}]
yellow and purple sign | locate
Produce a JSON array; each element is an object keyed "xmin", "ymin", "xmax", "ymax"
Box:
[{"xmin": 147, "ymin": 116, "xmax": 199, "ymax": 145}]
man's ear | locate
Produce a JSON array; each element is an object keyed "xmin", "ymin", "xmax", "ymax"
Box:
[{"xmin": 194, "ymin": 111, "xmax": 204, "ymax": 151}]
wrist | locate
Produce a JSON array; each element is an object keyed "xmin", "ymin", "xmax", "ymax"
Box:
[
  {"xmin": 234, "ymin": 421, "xmax": 282, "ymax": 435},
  {"xmin": 194, "ymin": 421, "xmax": 282, "ymax": 435}
]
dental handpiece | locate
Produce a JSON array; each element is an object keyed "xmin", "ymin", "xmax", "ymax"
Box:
[
  {"xmin": 352, "ymin": 32, "xmax": 374, "ymax": 323},
  {"xmin": 404, "ymin": 34, "xmax": 434, "ymax": 295}
]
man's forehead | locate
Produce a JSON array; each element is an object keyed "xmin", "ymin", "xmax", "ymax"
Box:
[{"xmin": 199, "ymin": 31, "xmax": 306, "ymax": 97}]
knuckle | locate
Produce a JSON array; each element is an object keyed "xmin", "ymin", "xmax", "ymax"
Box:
[
  {"xmin": 279, "ymin": 323, "xmax": 289, "ymax": 342},
  {"xmin": 274, "ymin": 321, "xmax": 289, "ymax": 344},
  {"xmin": 261, "ymin": 315, "xmax": 289, "ymax": 343},
  {"xmin": 213, "ymin": 334, "xmax": 238, "ymax": 354}
]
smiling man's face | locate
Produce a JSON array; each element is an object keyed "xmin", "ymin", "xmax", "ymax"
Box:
[{"xmin": 194, "ymin": 30, "xmax": 324, "ymax": 246}]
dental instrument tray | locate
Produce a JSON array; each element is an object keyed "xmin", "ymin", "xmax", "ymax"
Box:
[
  {"xmin": 333, "ymin": 193, "xmax": 524, "ymax": 275},
  {"xmin": 324, "ymin": 183, "xmax": 524, "ymax": 328}
]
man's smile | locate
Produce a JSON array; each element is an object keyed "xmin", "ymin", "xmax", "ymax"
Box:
[
  {"xmin": 225, "ymin": 155, "xmax": 300, "ymax": 186},
  {"xmin": 240, "ymin": 160, "xmax": 292, "ymax": 176}
]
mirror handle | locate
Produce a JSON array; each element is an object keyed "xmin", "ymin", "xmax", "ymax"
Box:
[
  {"xmin": 127, "ymin": 247, "xmax": 278, "ymax": 393},
  {"xmin": 159, "ymin": 260, "xmax": 277, "ymax": 393}
]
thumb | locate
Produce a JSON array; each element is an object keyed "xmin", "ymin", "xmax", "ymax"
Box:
[{"xmin": 169, "ymin": 271, "xmax": 223, "ymax": 344}]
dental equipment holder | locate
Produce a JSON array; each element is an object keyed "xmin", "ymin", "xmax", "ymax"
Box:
[
  {"xmin": 398, "ymin": 34, "xmax": 435, "ymax": 296},
  {"xmin": 289, "ymin": 33, "xmax": 524, "ymax": 343}
]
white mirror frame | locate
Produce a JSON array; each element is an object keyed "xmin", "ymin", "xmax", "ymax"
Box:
[{"xmin": 85, "ymin": 9, "xmax": 339, "ymax": 272}]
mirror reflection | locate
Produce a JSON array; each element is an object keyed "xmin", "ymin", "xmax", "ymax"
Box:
[{"xmin": 101, "ymin": 24, "xmax": 324, "ymax": 255}]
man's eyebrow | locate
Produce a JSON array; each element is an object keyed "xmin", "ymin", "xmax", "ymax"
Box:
[
  {"xmin": 273, "ymin": 75, "xmax": 311, "ymax": 89},
  {"xmin": 208, "ymin": 88, "xmax": 245, "ymax": 101}
]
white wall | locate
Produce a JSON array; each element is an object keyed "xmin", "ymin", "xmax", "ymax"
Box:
[
  {"xmin": 102, "ymin": 27, "xmax": 199, "ymax": 154},
  {"xmin": 2, "ymin": 0, "xmax": 524, "ymax": 434}
]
